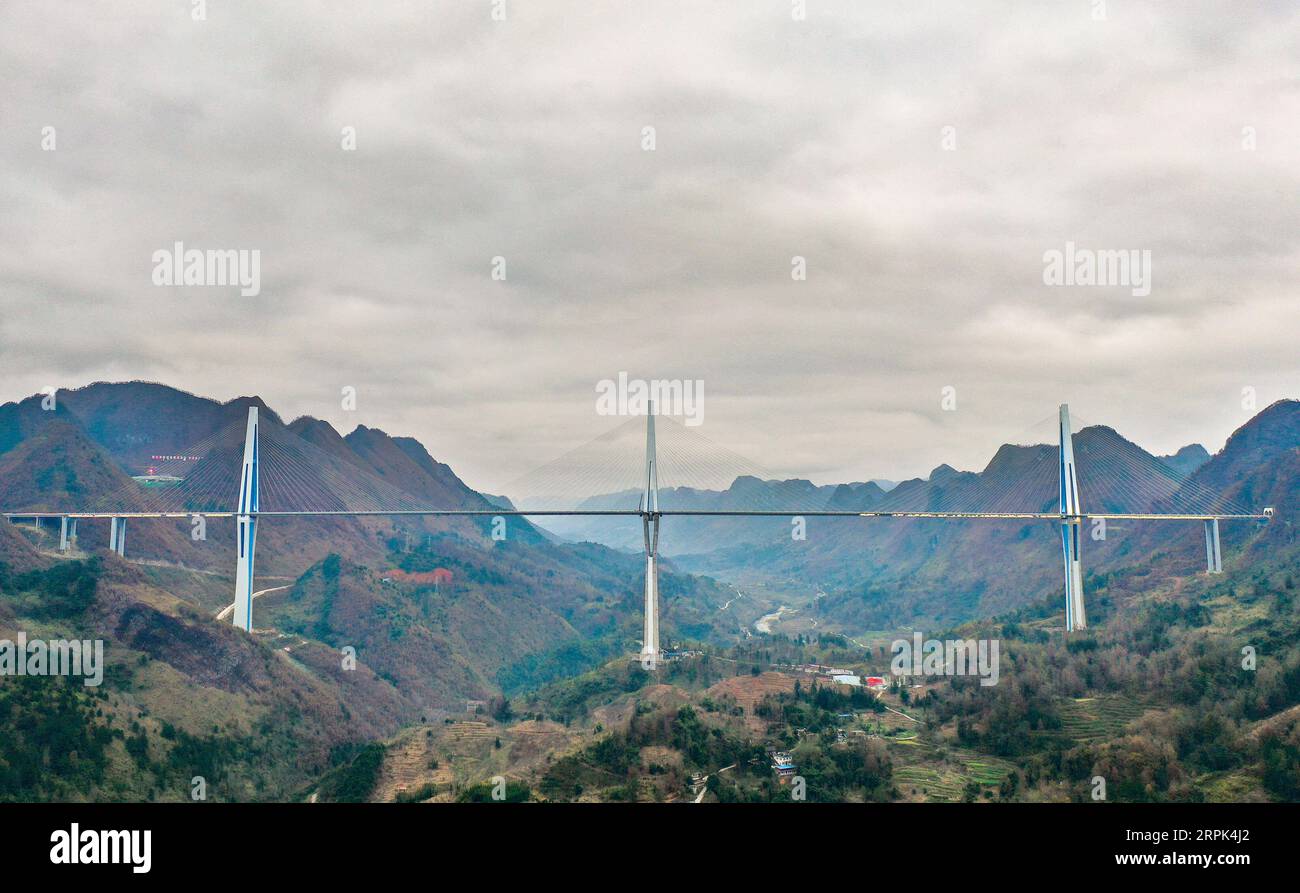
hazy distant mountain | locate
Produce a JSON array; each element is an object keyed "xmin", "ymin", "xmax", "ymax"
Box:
[
  {"xmin": 825, "ymin": 480, "xmax": 890, "ymax": 511},
  {"xmin": 542, "ymin": 424, "xmax": 1198, "ymax": 559},
  {"xmin": 538, "ymin": 475, "xmax": 860, "ymax": 555},
  {"xmin": 661, "ymin": 415, "xmax": 1296, "ymax": 630},
  {"xmin": 1159, "ymin": 444, "xmax": 1211, "ymax": 477}
]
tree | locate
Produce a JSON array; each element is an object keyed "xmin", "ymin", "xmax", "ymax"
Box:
[{"xmin": 491, "ymin": 696, "xmax": 514, "ymax": 722}]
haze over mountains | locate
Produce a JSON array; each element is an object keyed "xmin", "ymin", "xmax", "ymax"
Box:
[
  {"xmin": 532, "ymin": 407, "xmax": 1294, "ymax": 630},
  {"xmin": 539, "ymin": 425, "xmax": 1219, "ymax": 558}
]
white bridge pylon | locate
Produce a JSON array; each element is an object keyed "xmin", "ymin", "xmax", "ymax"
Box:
[
  {"xmin": 1059, "ymin": 404, "xmax": 1086, "ymax": 631},
  {"xmin": 640, "ymin": 403, "xmax": 661, "ymax": 669},
  {"xmin": 232, "ymin": 406, "xmax": 259, "ymax": 632}
]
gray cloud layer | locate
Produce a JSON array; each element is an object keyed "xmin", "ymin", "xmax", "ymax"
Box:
[{"xmin": 1, "ymin": 1, "xmax": 1297, "ymax": 492}]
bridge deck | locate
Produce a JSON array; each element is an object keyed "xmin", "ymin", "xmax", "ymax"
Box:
[{"xmin": 2, "ymin": 510, "xmax": 1268, "ymax": 521}]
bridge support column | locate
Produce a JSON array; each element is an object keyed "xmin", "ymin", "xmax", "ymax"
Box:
[
  {"xmin": 1059, "ymin": 405, "xmax": 1087, "ymax": 631},
  {"xmin": 109, "ymin": 517, "xmax": 126, "ymax": 556},
  {"xmin": 1061, "ymin": 520, "xmax": 1085, "ymax": 631},
  {"xmin": 232, "ymin": 406, "xmax": 260, "ymax": 632},
  {"xmin": 1204, "ymin": 518, "xmax": 1222, "ymax": 574},
  {"xmin": 59, "ymin": 516, "xmax": 69, "ymax": 552},
  {"xmin": 641, "ymin": 514, "xmax": 660, "ymax": 668},
  {"xmin": 69, "ymin": 517, "xmax": 78, "ymax": 546},
  {"xmin": 639, "ymin": 403, "xmax": 661, "ymax": 669}
]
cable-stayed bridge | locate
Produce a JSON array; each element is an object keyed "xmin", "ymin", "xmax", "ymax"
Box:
[{"xmin": 2, "ymin": 404, "xmax": 1271, "ymax": 665}]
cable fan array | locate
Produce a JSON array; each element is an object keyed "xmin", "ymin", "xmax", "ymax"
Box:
[
  {"xmin": 81, "ymin": 417, "xmax": 463, "ymax": 515},
  {"xmin": 43, "ymin": 409, "xmax": 1257, "ymax": 518}
]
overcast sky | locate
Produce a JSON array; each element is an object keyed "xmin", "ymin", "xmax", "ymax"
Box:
[{"xmin": 1, "ymin": 1, "xmax": 1296, "ymax": 495}]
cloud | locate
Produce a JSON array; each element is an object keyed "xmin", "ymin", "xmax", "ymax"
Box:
[{"xmin": 0, "ymin": 0, "xmax": 1296, "ymax": 492}]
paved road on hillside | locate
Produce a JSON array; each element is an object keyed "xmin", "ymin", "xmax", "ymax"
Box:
[{"xmin": 215, "ymin": 585, "xmax": 291, "ymax": 622}]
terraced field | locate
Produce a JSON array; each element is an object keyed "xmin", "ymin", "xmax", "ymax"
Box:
[
  {"xmin": 962, "ymin": 757, "xmax": 1012, "ymax": 786},
  {"xmin": 891, "ymin": 746, "xmax": 1014, "ymax": 802},
  {"xmin": 443, "ymin": 721, "xmax": 498, "ymax": 752},
  {"xmin": 1055, "ymin": 696, "xmax": 1148, "ymax": 743},
  {"xmin": 892, "ymin": 766, "xmax": 966, "ymax": 801}
]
